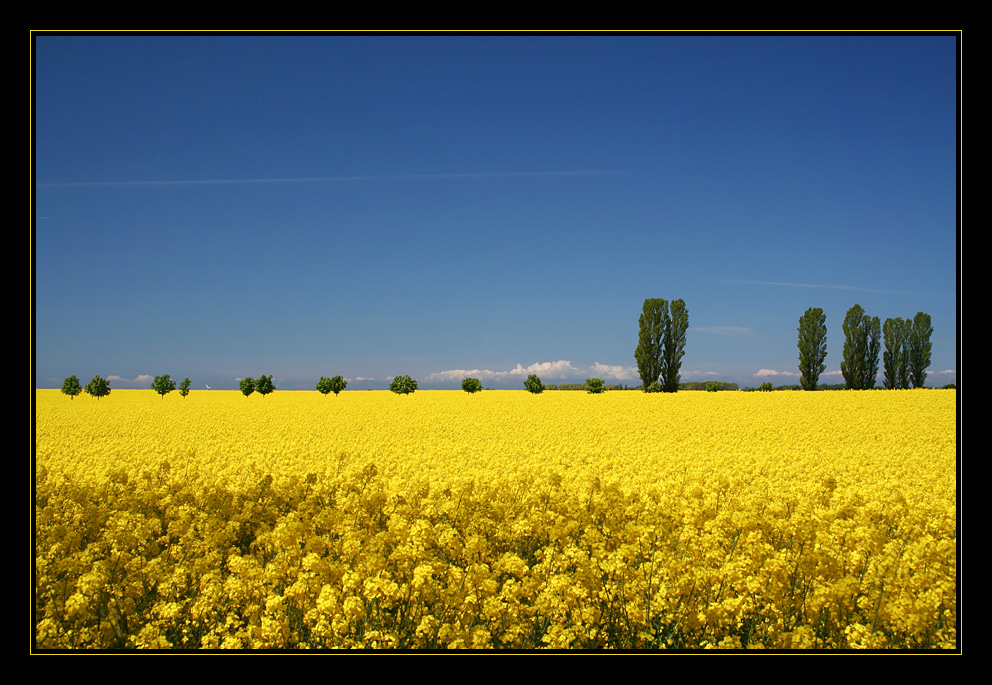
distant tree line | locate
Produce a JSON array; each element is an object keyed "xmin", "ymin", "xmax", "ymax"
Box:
[
  {"xmin": 797, "ymin": 305, "xmax": 934, "ymax": 390},
  {"xmin": 59, "ymin": 374, "xmax": 115, "ymax": 400},
  {"xmin": 54, "ymin": 301, "xmax": 942, "ymax": 402},
  {"xmin": 545, "ymin": 382, "xmax": 625, "ymax": 391}
]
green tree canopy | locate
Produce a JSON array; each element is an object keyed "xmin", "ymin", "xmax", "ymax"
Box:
[
  {"xmin": 462, "ymin": 377, "xmax": 483, "ymax": 394},
  {"xmin": 329, "ymin": 375, "xmax": 347, "ymax": 396},
  {"xmin": 635, "ymin": 298, "xmax": 666, "ymax": 390},
  {"xmin": 661, "ymin": 299, "xmax": 689, "ymax": 393},
  {"xmin": 151, "ymin": 374, "xmax": 176, "ymax": 399},
  {"xmin": 797, "ymin": 307, "xmax": 827, "ymax": 390},
  {"xmin": 635, "ymin": 298, "xmax": 688, "ymax": 393},
  {"xmin": 909, "ymin": 312, "xmax": 933, "ymax": 388},
  {"xmin": 256, "ymin": 375, "xmax": 276, "ymax": 397},
  {"xmin": 883, "ymin": 317, "xmax": 911, "ymax": 389},
  {"xmin": 390, "ymin": 375, "xmax": 418, "ymax": 395},
  {"xmin": 84, "ymin": 375, "xmax": 111, "ymax": 400},
  {"xmin": 239, "ymin": 377, "xmax": 256, "ymax": 397},
  {"xmin": 317, "ymin": 376, "xmax": 348, "ymax": 396},
  {"xmin": 524, "ymin": 374, "xmax": 544, "ymax": 394},
  {"xmin": 179, "ymin": 378, "xmax": 192, "ymax": 397},
  {"xmin": 61, "ymin": 375, "xmax": 82, "ymax": 400},
  {"xmin": 841, "ymin": 305, "xmax": 880, "ymax": 390},
  {"xmin": 585, "ymin": 378, "xmax": 605, "ymax": 394}
]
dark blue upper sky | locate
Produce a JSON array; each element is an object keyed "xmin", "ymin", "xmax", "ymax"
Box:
[{"xmin": 33, "ymin": 33, "xmax": 959, "ymax": 390}]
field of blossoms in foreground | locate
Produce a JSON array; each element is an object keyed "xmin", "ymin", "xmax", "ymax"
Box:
[{"xmin": 34, "ymin": 388, "xmax": 957, "ymax": 650}]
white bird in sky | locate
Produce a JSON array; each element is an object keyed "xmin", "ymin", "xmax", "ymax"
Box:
[{"xmin": 206, "ymin": 384, "xmax": 211, "ymax": 389}]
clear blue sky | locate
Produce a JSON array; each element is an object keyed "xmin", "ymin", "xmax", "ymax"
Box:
[{"xmin": 33, "ymin": 33, "xmax": 959, "ymax": 390}]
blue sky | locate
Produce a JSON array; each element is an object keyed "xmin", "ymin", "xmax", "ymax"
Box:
[{"xmin": 33, "ymin": 33, "xmax": 959, "ymax": 390}]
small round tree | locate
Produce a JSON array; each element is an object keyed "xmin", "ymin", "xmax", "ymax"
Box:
[
  {"xmin": 462, "ymin": 377, "xmax": 483, "ymax": 394},
  {"xmin": 317, "ymin": 376, "xmax": 333, "ymax": 396},
  {"xmin": 390, "ymin": 375, "xmax": 418, "ymax": 395},
  {"xmin": 317, "ymin": 375, "xmax": 348, "ymax": 397},
  {"xmin": 61, "ymin": 375, "xmax": 82, "ymax": 400},
  {"xmin": 585, "ymin": 378, "xmax": 605, "ymax": 394},
  {"xmin": 524, "ymin": 374, "xmax": 544, "ymax": 394},
  {"xmin": 179, "ymin": 378, "xmax": 192, "ymax": 397},
  {"xmin": 151, "ymin": 374, "xmax": 176, "ymax": 399},
  {"xmin": 84, "ymin": 375, "xmax": 111, "ymax": 400},
  {"xmin": 239, "ymin": 377, "xmax": 256, "ymax": 397},
  {"xmin": 329, "ymin": 376, "xmax": 347, "ymax": 396},
  {"xmin": 256, "ymin": 375, "xmax": 276, "ymax": 398}
]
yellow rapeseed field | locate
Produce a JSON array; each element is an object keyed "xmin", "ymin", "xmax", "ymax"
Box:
[{"xmin": 34, "ymin": 388, "xmax": 957, "ymax": 650}]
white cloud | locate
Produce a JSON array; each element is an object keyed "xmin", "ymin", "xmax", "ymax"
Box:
[
  {"xmin": 755, "ymin": 369, "xmax": 798, "ymax": 377},
  {"xmin": 425, "ymin": 360, "xmax": 582, "ymax": 384},
  {"xmin": 106, "ymin": 374, "xmax": 153, "ymax": 384},
  {"xmin": 426, "ymin": 368, "xmax": 489, "ymax": 382},
  {"xmin": 589, "ymin": 362, "xmax": 638, "ymax": 380},
  {"xmin": 511, "ymin": 360, "xmax": 582, "ymax": 378}
]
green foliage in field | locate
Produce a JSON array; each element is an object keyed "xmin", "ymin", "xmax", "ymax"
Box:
[
  {"xmin": 798, "ymin": 307, "xmax": 828, "ymax": 390},
  {"xmin": 585, "ymin": 378, "xmax": 605, "ymax": 394},
  {"xmin": 390, "ymin": 375, "xmax": 418, "ymax": 395},
  {"xmin": 151, "ymin": 374, "xmax": 176, "ymax": 399},
  {"xmin": 239, "ymin": 377, "xmax": 256, "ymax": 397},
  {"xmin": 318, "ymin": 376, "xmax": 348, "ymax": 396},
  {"xmin": 256, "ymin": 375, "xmax": 276, "ymax": 398},
  {"xmin": 61, "ymin": 375, "xmax": 82, "ymax": 400},
  {"xmin": 524, "ymin": 374, "xmax": 544, "ymax": 394},
  {"xmin": 84, "ymin": 375, "xmax": 110, "ymax": 399}
]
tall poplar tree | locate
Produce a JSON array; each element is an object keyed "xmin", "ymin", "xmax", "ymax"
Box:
[
  {"xmin": 797, "ymin": 307, "xmax": 827, "ymax": 390},
  {"xmin": 635, "ymin": 298, "xmax": 689, "ymax": 393},
  {"xmin": 635, "ymin": 298, "xmax": 667, "ymax": 391},
  {"xmin": 882, "ymin": 317, "xmax": 911, "ymax": 389},
  {"xmin": 909, "ymin": 312, "xmax": 933, "ymax": 388},
  {"xmin": 842, "ymin": 305, "xmax": 881, "ymax": 390},
  {"xmin": 661, "ymin": 299, "xmax": 689, "ymax": 393},
  {"xmin": 864, "ymin": 315, "xmax": 881, "ymax": 389}
]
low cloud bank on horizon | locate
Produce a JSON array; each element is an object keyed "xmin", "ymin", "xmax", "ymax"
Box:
[
  {"xmin": 425, "ymin": 360, "xmax": 639, "ymax": 384},
  {"xmin": 107, "ymin": 374, "xmax": 153, "ymax": 385}
]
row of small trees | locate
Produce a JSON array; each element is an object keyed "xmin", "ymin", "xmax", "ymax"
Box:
[
  {"xmin": 240, "ymin": 375, "xmax": 275, "ymax": 398},
  {"xmin": 797, "ymin": 305, "xmax": 933, "ymax": 390},
  {"xmin": 364, "ymin": 374, "xmax": 607, "ymax": 396},
  {"xmin": 61, "ymin": 374, "xmax": 193, "ymax": 400},
  {"xmin": 60, "ymin": 374, "xmax": 115, "ymax": 400},
  {"xmin": 62, "ymin": 374, "xmax": 194, "ymax": 400},
  {"xmin": 57, "ymin": 298, "xmax": 933, "ymax": 401}
]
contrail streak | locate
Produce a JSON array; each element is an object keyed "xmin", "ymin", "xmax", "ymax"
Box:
[
  {"xmin": 722, "ymin": 279, "xmax": 933, "ymax": 296},
  {"xmin": 36, "ymin": 170, "xmax": 616, "ymax": 188}
]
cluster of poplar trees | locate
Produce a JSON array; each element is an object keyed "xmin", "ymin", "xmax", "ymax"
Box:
[{"xmin": 797, "ymin": 305, "xmax": 933, "ymax": 390}]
